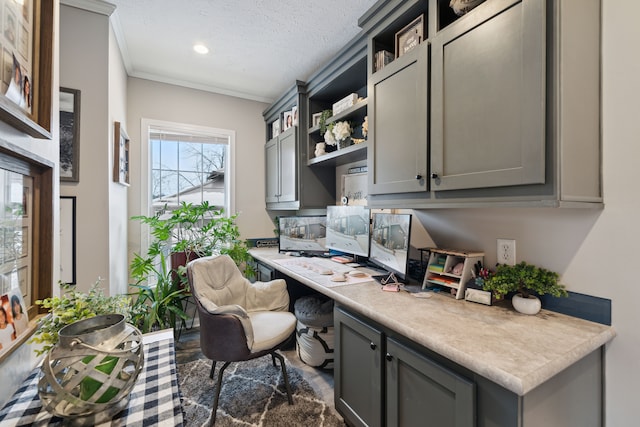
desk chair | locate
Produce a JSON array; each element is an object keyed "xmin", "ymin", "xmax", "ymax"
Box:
[{"xmin": 187, "ymin": 254, "xmax": 296, "ymax": 426}]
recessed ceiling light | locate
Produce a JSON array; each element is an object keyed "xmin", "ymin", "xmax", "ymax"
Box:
[{"xmin": 193, "ymin": 44, "xmax": 209, "ymax": 55}]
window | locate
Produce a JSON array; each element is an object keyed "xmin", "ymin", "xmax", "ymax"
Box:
[{"xmin": 142, "ymin": 120, "xmax": 235, "ymax": 217}]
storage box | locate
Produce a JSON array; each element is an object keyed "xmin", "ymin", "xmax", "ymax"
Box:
[{"xmin": 332, "ymin": 93, "xmax": 359, "ymax": 116}]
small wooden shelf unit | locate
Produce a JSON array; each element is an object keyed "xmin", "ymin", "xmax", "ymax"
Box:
[{"xmin": 422, "ymin": 248, "xmax": 484, "ymax": 299}]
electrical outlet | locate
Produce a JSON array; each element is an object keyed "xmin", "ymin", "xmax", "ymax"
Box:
[{"xmin": 497, "ymin": 239, "xmax": 516, "ymax": 266}]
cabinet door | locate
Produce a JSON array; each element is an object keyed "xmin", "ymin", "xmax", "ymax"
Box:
[
  {"xmin": 430, "ymin": 0, "xmax": 545, "ymax": 191},
  {"xmin": 335, "ymin": 307, "xmax": 383, "ymax": 427},
  {"xmin": 278, "ymin": 128, "xmax": 297, "ymax": 203},
  {"xmin": 265, "ymin": 138, "xmax": 280, "ymax": 203},
  {"xmin": 386, "ymin": 338, "xmax": 475, "ymax": 427},
  {"xmin": 368, "ymin": 42, "xmax": 429, "ymax": 195}
]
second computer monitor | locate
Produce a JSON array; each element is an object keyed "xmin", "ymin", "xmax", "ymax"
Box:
[{"xmin": 325, "ymin": 205, "xmax": 370, "ymax": 258}]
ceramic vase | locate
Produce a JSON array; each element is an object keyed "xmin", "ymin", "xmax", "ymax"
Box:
[{"xmin": 511, "ymin": 294, "xmax": 541, "ymax": 315}]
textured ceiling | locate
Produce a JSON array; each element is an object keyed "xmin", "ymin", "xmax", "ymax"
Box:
[{"xmin": 106, "ymin": 0, "xmax": 380, "ymax": 103}]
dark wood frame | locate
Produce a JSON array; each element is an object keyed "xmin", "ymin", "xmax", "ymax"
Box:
[
  {"xmin": 395, "ymin": 14, "xmax": 424, "ymax": 58},
  {"xmin": 59, "ymin": 87, "xmax": 80, "ymax": 182},
  {"xmin": 59, "ymin": 196, "xmax": 76, "ymax": 285},
  {"xmin": 113, "ymin": 121, "xmax": 130, "ymax": 185},
  {"xmin": 0, "ymin": 0, "xmax": 53, "ymax": 139},
  {"xmin": 0, "ymin": 144, "xmax": 53, "ymax": 363}
]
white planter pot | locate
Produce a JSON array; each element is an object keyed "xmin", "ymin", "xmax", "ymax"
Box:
[{"xmin": 511, "ymin": 294, "xmax": 541, "ymax": 315}]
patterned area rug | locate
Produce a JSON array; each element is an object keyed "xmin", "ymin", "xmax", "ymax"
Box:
[{"xmin": 177, "ymin": 356, "xmax": 345, "ymax": 426}]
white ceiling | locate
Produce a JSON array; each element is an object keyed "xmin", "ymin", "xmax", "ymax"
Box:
[{"xmin": 100, "ymin": 0, "xmax": 379, "ymax": 104}]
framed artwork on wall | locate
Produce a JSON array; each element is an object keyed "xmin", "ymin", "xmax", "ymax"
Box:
[
  {"xmin": 0, "ymin": 0, "xmax": 53, "ymax": 139},
  {"xmin": 113, "ymin": 121, "xmax": 130, "ymax": 185},
  {"xmin": 59, "ymin": 87, "xmax": 80, "ymax": 182}
]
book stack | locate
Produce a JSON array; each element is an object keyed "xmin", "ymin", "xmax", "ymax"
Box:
[{"xmin": 374, "ymin": 50, "xmax": 394, "ymax": 72}]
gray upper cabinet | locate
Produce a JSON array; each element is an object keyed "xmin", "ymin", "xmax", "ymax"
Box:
[
  {"xmin": 430, "ymin": 0, "xmax": 545, "ymax": 191},
  {"xmin": 265, "ymin": 128, "xmax": 297, "ymax": 205},
  {"xmin": 362, "ymin": 0, "xmax": 602, "ymax": 208},
  {"xmin": 368, "ymin": 42, "xmax": 429, "ymax": 195},
  {"xmin": 263, "ymin": 81, "xmax": 335, "ymax": 210}
]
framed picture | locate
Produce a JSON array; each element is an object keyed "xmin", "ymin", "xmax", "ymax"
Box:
[
  {"xmin": 60, "ymin": 196, "xmax": 76, "ymax": 285},
  {"xmin": 113, "ymin": 121, "xmax": 130, "ymax": 185},
  {"xmin": 312, "ymin": 112, "xmax": 322, "ymax": 128},
  {"xmin": 395, "ymin": 14, "xmax": 424, "ymax": 58},
  {"xmin": 59, "ymin": 87, "xmax": 80, "ymax": 182},
  {"xmin": 292, "ymin": 105, "xmax": 298, "ymax": 126},
  {"xmin": 283, "ymin": 110, "xmax": 293, "ymax": 131},
  {"xmin": 341, "ymin": 172, "xmax": 368, "ymax": 206},
  {"xmin": 271, "ymin": 118, "xmax": 280, "ymax": 138},
  {"xmin": 0, "ymin": 0, "xmax": 53, "ymax": 139}
]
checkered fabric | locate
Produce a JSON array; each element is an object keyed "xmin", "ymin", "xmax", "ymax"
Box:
[{"xmin": 0, "ymin": 337, "xmax": 184, "ymax": 427}]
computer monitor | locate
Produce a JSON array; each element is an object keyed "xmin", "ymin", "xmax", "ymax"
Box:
[
  {"xmin": 369, "ymin": 212, "xmax": 412, "ymax": 281},
  {"xmin": 325, "ymin": 205, "xmax": 370, "ymax": 259},
  {"xmin": 278, "ymin": 215, "xmax": 327, "ymax": 254}
]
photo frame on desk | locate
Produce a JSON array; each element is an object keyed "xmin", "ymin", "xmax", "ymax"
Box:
[
  {"xmin": 0, "ymin": 0, "xmax": 53, "ymax": 139},
  {"xmin": 113, "ymin": 121, "xmax": 130, "ymax": 185},
  {"xmin": 395, "ymin": 14, "xmax": 424, "ymax": 58},
  {"xmin": 59, "ymin": 87, "xmax": 80, "ymax": 182}
]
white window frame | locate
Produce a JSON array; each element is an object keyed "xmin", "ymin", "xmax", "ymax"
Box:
[{"xmin": 140, "ymin": 118, "xmax": 236, "ymax": 249}]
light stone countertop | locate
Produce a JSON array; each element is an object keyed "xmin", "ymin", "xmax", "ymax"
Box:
[{"xmin": 250, "ymin": 248, "xmax": 616, "ymax": 396}]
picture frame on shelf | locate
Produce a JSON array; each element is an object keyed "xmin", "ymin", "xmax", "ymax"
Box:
[
  {"xmin": 59, "ymin": 87, "xmax": 80, "ymax": 182},
  {"xmin": 113, "ymin": 121, "xmax": 130, "ymax": 185},
  {"xmin": 292, "ymin": 105, "xmax": 298, "ymax": 126},
  {"xmin": 283, "ymin": 110, "xmax": 293, "ymax": 131},
  {"xmin": 0, "ymin": 0, "xmax": 53, "ymax": 139},
  {"xmin": 312, "ymin": 112, "xmax": 322, "ymax": 128},
  {"xmin": 341, "ymin": 172, "xmax": 368, "ymax": 206},
  {"xmin": 271, "ymin": 118, "xmax": 280, "ymax": 138},
  {"xmin": 395, "ymin": 14, "xmax": 424, "ymax": 58}
]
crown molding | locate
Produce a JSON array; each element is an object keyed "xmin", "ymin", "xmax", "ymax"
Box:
[{"xmin": 60, "ymin": 0, "xmax": 116, "ymax": 16}]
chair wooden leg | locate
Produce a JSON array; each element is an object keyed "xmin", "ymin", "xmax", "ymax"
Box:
[
  {"xmin": 210, "ymin": 361, "xmax": 231, "ymax": 426},
  {"xmin": 272, "ymin": 351, "xmax": 294, "ymax": 405},
  {"xmin": 210, "ymin": 361, "xmax": 216, "ymax": 379}
]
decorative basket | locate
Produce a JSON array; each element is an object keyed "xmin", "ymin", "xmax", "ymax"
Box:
[{"xmin": 38, "ymin": 314, "xmax": 144, "ymax": 424}]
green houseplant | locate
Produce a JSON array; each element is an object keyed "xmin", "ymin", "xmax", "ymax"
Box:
[
  {"xmin": 482, "ymin": 261, "xmax": 568, "ymax": 315},
  {"xmin": 131, "ymin": 201, "xmax": 254, "ymax": 277},
  {"xmin": 129, "ymin": 202, "xmax": 254, "ymax": 333}
]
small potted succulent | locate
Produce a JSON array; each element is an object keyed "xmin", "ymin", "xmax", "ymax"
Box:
[{"xmin": 481, "ymin": 261, "xmax": 568, "ymax": 315}]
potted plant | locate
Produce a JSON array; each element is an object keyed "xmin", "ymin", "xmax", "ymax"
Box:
[
  {"xmin": 131, "ymin": 201, "xmax": 254, "ymax": 277},
  {"xmin": 129, "ymin": 202, "xmax": 255, "ymax": 333},
  {"xmin": 481, "ymin": 261, "xmax": 568, "ymax": 315},
  {"xmin": 129, "ymin": 248, "xmax": 189, "ymax": 333},
  {"xmin": 30, "ymin": 281, "xmax": 138, "ymax": 356}
]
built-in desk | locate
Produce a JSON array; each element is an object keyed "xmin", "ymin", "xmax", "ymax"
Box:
[{"xmin": 251, "ymin": 248, "xmax": 616, "ymax": 426}]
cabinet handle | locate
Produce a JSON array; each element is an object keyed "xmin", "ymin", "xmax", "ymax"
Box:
[
  {"xmin": 385, "ymin": 353, "xmax": 393, "ymax": 362},
  {"xmin": 415, "ymin": 174, "xmax": 422, "ymax": 180},
  {"xmin": 370, "ymin": 342, "xmax": 376, "ymax": 350},
  {"xmin": 431, "ymin": 173, "xmax": 439, "ymax": 179}
]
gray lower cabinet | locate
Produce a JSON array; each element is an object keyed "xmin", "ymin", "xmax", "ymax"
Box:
[
  {"xmin": 335, "ymin": 305, "xmax": 604, "ymax": 427},
  {"xmin": 367, "ymin": 42, "xmax": 429, "ymax": 196},
  {"xmin": 265, "ymin": 127, "xmax": 297, "ymax": 205},
  {"xmin": 335, "ymin": 307, "xmax": 475, "ymax": 427}
]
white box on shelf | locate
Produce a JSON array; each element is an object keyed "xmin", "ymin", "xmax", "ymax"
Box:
[{"xmin": 332, "ymin": 93, "xmax": 359, "ymax": 116}]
